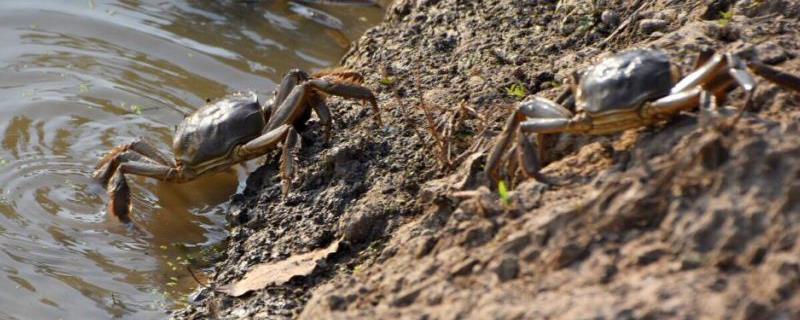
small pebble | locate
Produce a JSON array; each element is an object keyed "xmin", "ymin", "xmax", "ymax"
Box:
[
  {"xmin": 601, "ymin": 10, "xmax": 619, "ymax": 27},
  {"xmin": 639, "ymin": 18, "xmax": 668, "ymax": 34}
]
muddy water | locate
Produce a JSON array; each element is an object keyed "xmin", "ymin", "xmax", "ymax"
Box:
[{"xmin": 0, "ymin": 1, "xmax": 383, "ymax": 318}]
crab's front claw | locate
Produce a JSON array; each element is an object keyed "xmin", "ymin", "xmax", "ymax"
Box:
[
  {"xmin": 93, "ymin": 160, "xmax": 116, "ymax": 185},
  {"xmin": 93, "ymin": 145, "xmax": 128, "ymax": 184},
  {"xmin": 92, "ymin": 146, "xmax": 146, "ymax": 184},
  {"xmin": 107, "ymin": 170, "xmax": 132, "ymax": 223}
]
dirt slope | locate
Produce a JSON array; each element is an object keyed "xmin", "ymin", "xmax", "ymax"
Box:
[{"xmin": 176, "ymin": 0, "xmax": 800, "ymax": 318}]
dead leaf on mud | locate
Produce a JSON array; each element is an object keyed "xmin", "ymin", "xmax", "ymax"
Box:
[{"xmin": 217, "ymin": 240, "xmax": 341, "ymax": 297}]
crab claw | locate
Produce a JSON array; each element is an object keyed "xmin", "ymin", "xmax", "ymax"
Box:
[
  {"xmin": 107, "ymin": 170, "xmax": 131, "ymax": 223},
  {"xmin": 93, "ymin": 145, "xmax": 128, "ymax": 184},
  {"xmin": 93, "ymin": 146, "xmax": 145, "ymax": 185},
  {"xmin": 93, "ymin": 159, "xmax": 117, "ymax": 186}
]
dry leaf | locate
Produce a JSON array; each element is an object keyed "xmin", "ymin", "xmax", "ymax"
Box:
[{"xmin": 217, "ymin": 240, "xmax": 341, "ymax": 297}]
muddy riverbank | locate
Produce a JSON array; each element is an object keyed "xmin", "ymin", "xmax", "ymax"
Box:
[{"xmin": 177, "ymin": 0, "xmax": 800, "ymax": 318}]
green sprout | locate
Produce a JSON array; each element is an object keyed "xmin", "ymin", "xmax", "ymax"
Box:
[
  {"xmin": 498, "ymin": 180, "xmax": 511, "ymax": 206},
  {"xmin": 577, "ymin": 15, "xmax": 595, "ymax": 33},
  {"xmin": 379, "ymin": 77, "xmax": 395, "ymax": 86},
  {"xmin": 353, "ymin": 264, "xmax": 365, "ymax": 275},
  {"xmin": 130, "ymin": 104, "xmax": 143, "ymax": 115},
  {"xmin": 505, "ymin": 83, "xmax": 528, "ymax": 100},
  {"xmin": 718, "ymin": 9, "xmax": 734, "ymax": 27}
]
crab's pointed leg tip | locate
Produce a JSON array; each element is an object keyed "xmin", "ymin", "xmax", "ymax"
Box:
[
  {"xmin": 107, "ymin": 197, "xmax": 131, "ymax": 224},
  {"xmin": 107, "ymin": 172, "xmax": 131, "ymax": 223}
]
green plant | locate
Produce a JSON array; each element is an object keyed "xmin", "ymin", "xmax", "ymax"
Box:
[
  {"xmin": 576, "ymin": 15, "xmax": 595, "ymax": 33},
  {"xmin": 498, "ymin": 180, "xmax": 511, "ymax": 206},
  {"xmin": 379, "ymin": 77, "xmax": 395, "ymax": 86},
  {"xmin": 718, "ymin": 9, "xmax": 734, "ymax": 27},
  {"xmin": 505, "ymin": 83, "xmax": 528, "ymax": 100},
  {"xmin": 130, "ymin": 104, "xmax": 143, "ymax": 115}
]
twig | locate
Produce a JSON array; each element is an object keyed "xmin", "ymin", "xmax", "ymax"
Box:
[{"xmin": 186, "ymin": 266, "xmax": 206, "ymax": 286}]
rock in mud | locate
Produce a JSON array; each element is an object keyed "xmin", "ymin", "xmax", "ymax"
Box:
[{"xmin": 639, "ymin": 18, "xmax": 668, "ymax": 34}]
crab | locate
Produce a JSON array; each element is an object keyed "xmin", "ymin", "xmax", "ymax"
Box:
[
  {"xmin": 485, "ymin": 48, "xmax": 800, "ymax": 184},
  {"xmin": 93, "ymin": 69, "xmax": 381, "ymax": 223}
]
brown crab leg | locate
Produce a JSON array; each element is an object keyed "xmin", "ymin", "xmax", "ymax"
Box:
[
  {"xmin": 117, "ymin": 161, "xmax": 188, "ymax": 181},
  {"xmin": 238, "ymin": 124, "xmax": 292, "ymax": 157},
  {"xmin": 266, "ymin": 84, "xmax": 314, "ymax": 131},
  {"xmin": 309, "ymin": 92, "xmax": 333, "ymax": 141},
  {"xmin": 504, "ymin": 145, "xmax": 519, "ymax": 185},
  {"xmin": 748, "ymin": 61, "xmax": 800, "ymax": 93},
  {"xmin": 697, "ymin": 90, "xmax": 721, "ymax": 127},
  {"xmin": 275, "ymin": 69, "xmax": 310, "ymax": 109},
  {"xmin": 105, "ymin": 161, "xmax": 192, "ymax": 222},
  {"xmin": 239, "ymin": 125, "xmax": 300, "ymax": 196},
  {"xmin": 724, "ymin": 53, "xmax": 758, "ymax": 124},
  {"xmin": 280, "ymin": 127, "xmax": 301, "ymax": 197},
  {"xmin": 651, "ymin": 54, "xmax": 756, "ymax": 124},
  {"xmin": 93, "ymin": 139, "xmax": 174, "ymax": 184},
  {"xmin": 307, "ymin": 78, "xmax": 382, "ymax": 126},
  {"xmin": 131, "ymin": 139, "xmax": 173, "ymax": 166},
  {"xmin": 94, "ymin": 150, "xmax": 145, "ymax": 185},
  {"xmin": 315, "ymin": 70, "xmax": 365, "ymax": 83},
  {"xmin": 516, "ymin": 130, "xmax": 553, "ymax": 184},
  {"xmin": 672, "ymin": 54, "xmax": 727, "ymax": 94},
  {"xmin": 692, "ymin": 48, "xmax": 716, "ymax": 72},
  {"xmin": 107, "ymin": 170, "xmax": 132, "ymax": 223},
  {"xmin": 486, "ymin": 109, "xmax": 524, "ymax": 183},
  {"xmin": 643, "ymin": 87, "xmax": 703, "ymax": 117},
  {"xmin": 485, "ymin": 97, "xmax": 573, "ymax": 183}
]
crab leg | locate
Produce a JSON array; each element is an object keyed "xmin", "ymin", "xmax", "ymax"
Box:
[
  {"xmin": 672, "ymin": 54, "xmax": 728, "ymax": 94},
  {"xmin": 643, "ymin": 87, "xmax": 703, "ymax": 116},
  {"xmin": 503, "ymin": 145, "xmax": 520, "ymax": 185},
  {"xmin": 267, "ymin": 76, "xmax": 381, "ymax": 134},
  {"xmin": 117, "ymin": 161, "xmax": 187, "ymax": 181},
  {"xmin": 107, "ymin": 170, "xmax": 132, "ymax": 223},
  {"xmin": 673, "ymin": 51, "xmax": 800, "ymax": 99},
  {"xmin": 485, "ymin": 107, "xmax": 524, "ymax": 183},
  {"xmin": 275, "ymin": 69, "xmax": 310, "ymax": 108},
  {"xmin": 692, "ymin": 48, "xmax": 716, "ymax": 71},
  {"xmin": 747, "ymin": 61, "xmax": 800, "ymax": 93},
  {"xmin": 237, "ymin": 124, "xmax": 301, "ymax": 195},
  {"xmin": 485, "ymin": 97, "xmax": 572, "ymax": 183},
  {"xmin": 280, "ymin": 127, "xmax": 301, "ymax": 197},
  {"xmin": 104, "ymin": 161, "xmax": 191, "ymax": 222},
  {"xmin": 239, "ymin": 124, "xmax": 292, "ymax": 157},
  {"xmin": 128, "ymin": 139, "xmax": 173, "ymax": 166},
  {"xmin": 266, "ymin": 83, "xmax": 318, "ymax": 131},
  {"xmin": 94, "ymin": 150, "xmax": 146, "ymax": 185},
  {"xmin": 309, "ymin": 93, "xmax": 333, "ymax": 141},
  {"xmin": 307, "ymin": 78, "xmax": 382, "ymax": 125},
  {"xmin": 645, "ymin": 52, "xmax": 759, "ymax": 120}
]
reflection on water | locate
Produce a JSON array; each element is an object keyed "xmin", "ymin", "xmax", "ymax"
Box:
[{"xmin": 0, "ymin": 0, "xmax": 384, "ymax": 318}]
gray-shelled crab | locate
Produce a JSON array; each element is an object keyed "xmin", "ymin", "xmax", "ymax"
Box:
[
  {"xmin": 485, "ymin": 48, "xmax": 800, "ymax": 184},
  {"xmin": 93, "ymin": 69, "xmax": 380, "ymax": 222}
]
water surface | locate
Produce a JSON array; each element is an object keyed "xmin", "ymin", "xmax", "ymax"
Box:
[{"xmin": 0, "ymin": 1, "xmax": 383, "ymax": 318}]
